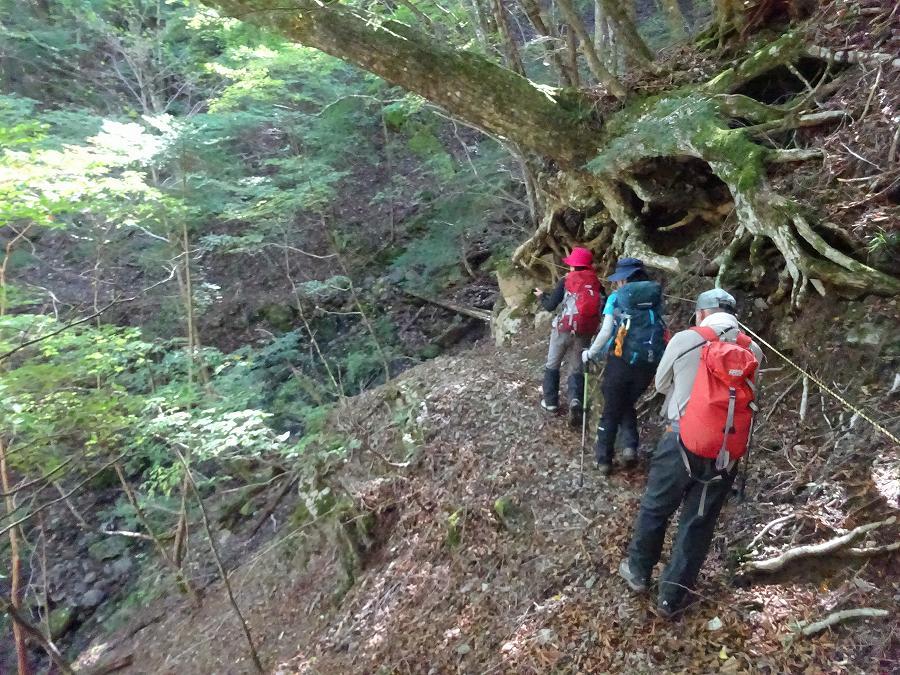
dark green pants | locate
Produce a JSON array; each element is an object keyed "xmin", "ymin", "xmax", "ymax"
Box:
[{"xmin": 626, "ymin": 431, "xmax": 737, "ymax": 610}]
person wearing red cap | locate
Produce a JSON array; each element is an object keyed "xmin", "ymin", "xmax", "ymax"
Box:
[{"xmin": 533, "ymin": 247, "xmax": 604, "ymax": 426}]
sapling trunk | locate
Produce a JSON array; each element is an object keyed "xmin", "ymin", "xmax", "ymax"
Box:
[{"xmin": 1, "ymin": 439, "xmax": 30, "ymax": 675}]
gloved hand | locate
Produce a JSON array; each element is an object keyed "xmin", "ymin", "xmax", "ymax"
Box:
[{"xmin": 581, "ymin": 349, "xmax": 594, "ymax": 365}]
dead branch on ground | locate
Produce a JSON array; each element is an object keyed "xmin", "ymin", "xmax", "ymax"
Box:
[
  {"xmin": 797, "ymin": 607, "xmax": 890, "ymax": 637},
  {"xmin": 742, "ymin": 516, "xmax": 897, "ymax": 573}
]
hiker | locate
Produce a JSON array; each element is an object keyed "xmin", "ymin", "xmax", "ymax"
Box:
[
  {"xmin": 617, "ymin": 288, "xmax": 763, "ymax": 618},
  {"xmin": 581, "ymin": 258, "xmax": 666, "ymax": 476},
  {"xmin": 534, "ymin": 247, "xmax": 603, "ymax": 426}
]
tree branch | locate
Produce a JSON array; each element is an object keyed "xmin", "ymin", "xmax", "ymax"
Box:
[
  {"xmin": 0, "ymin": 268, "xmax": 176, "ymax": 363},
  {"xmin": 0, "ymin": 596, "xmax": 74, "ymax": 674},
  {"xmin": 204, "ymin": 0, "xmax": 606, "ymax": 161},
  {"xmin": 742, "ymin": 516, "xmax": 897, "ymax": 573},
  {"xmin": 798, "ymin": 607, "xmax": 890, "ymax": 637},
  {"xmin": 173, "ymin": 447, "xmax": 264, "ymax": 673}
]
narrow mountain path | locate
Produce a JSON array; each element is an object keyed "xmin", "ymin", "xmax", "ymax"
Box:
[{"xmin": 80, "ymin": 332, "xmax": 895, "ymax": 674}]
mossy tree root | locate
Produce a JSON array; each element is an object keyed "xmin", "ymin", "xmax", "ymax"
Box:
[{"xmin": 518, "ymin": 85, "xmax": 899, "ymax": 302}]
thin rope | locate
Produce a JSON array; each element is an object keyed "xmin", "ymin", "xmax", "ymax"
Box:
[{"xmin": 663, "ymin": 293, "xmax": 899, "ymax": 445}]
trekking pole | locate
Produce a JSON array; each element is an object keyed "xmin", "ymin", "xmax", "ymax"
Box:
[{"xmin": 579, "ymin": 363, "xmax": 589, "ymax": 489}]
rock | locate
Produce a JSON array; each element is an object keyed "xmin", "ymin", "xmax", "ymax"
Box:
[
  {"xmin": 537, "ymin": 628, "xmax": 555, "ymax": 644},
  {"xmin": 456, "ymin": 643, "xmax": 471, "ymax": 655},
  {"xmin": 707, "ymin": 616, "xmax": 723, "ymax": 631},
  {"xmin": 79, "ymin": 588, "xmax": 106, "ymax": 609},
  {"xmin": 533, "ymin": 310, "xmax": 553, "ymax": 334},
  {"xmin": 753, "ymin": 297, "xmax": 768, "ymax": 312},
  {"xmin": 256, "ymin": 302, "xmax": 296, "ymax": 332},
  {"xmin": 88, "ymin": 537, "xmax": 129, "ymax": 562},
  {"xmin": 495, "ymin": 267, "xmax": 535, "ymax": 311},
  {"xmin": 48, "ymin": 606, "xmax": 76, "ymax": 639},
  {"xmin": 491, "ymin": 306, "xmax": 523, "ymax": 347},
  {"xmin": 109, "ymin": 557, "xmax": 133, "ymax": 577},
  {"xmin": 84, "ymin": 571, "xmax": 97, "ymax": 585},
  {"xmin": 846, "ymin": 322, "xmax": 886, "ymax": 346}
]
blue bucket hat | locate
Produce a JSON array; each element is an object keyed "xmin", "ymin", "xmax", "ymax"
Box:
[{"xmin": 606, "ymin": 257, "xmax": 645, "ymax": 282}]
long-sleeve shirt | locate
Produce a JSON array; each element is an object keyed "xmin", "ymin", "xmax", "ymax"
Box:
[
  {"xmin": 540, "ymin": 278, "xmax": 566, "ymax": 312},
  {"xmin": 655, "ymin": 312, "xmax": 764, "ymax": 428},
  {"xmin": 585, "ymin": 292, "xmax": 619, "ymax": 359}
]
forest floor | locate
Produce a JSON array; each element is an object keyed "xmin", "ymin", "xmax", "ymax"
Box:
[{"xmin": 75, "ymin": 312, "xmax": 899, "ymax": 674}]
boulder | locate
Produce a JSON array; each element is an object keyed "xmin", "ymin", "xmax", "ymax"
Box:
[
  {"xmin": 79, "ymin": 588, "xmax": 106, "ymax": 609},
  {"xmin": 492, "ymin": 306, "xmax": 523, "ymax": 346},
  {"xmin": 846, "ymin": 322, "xmax": 887, "ymax": 346},
  {"xmin": 534, "ymin": 310, "xmax": 553, "ymax": 334},
  {"xmin": 109, "ymin": 557, "xmax": 133, "ymax": 578},
  {"xmin": 495, "ymin": 267, "xmax": 535, "ymax": 311},
  {"xmin": 48, "ymin": 606, "xmax": 76, "ymax": 639},
  {"xmin": 88, "ymin": 536, "xmax": 128, "ymax": 562}
]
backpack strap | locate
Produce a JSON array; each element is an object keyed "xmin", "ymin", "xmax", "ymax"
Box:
[
  {"xmin": 735, "ymin": 331, "xmax": 752, "ymax": 349},
  {"xmin": 690, "ymin": 325, "xmax": 719, "ymax": 343}
]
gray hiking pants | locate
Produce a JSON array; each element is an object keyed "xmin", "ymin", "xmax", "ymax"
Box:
[
  {"xmin": 542, "ymin": 325, "xmax": 589, "ymax": 408},
  {"xmin": 545, "ymin": 325, "xmax": 589, "ymax": 374}
]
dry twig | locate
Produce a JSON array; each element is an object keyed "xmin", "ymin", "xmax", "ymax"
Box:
[{"xmin": 797, "ymin": 607, "xmax": 889, "ymax": 637}]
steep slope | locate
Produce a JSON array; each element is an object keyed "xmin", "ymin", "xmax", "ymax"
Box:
[{"xmin": 76, "ymin": 311, "xmax": 898, "ymax": 674}]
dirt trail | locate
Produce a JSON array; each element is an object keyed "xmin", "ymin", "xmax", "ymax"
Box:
[{"xmin": 77, "ymin": 332, "xmax": 897, "ymax": 674}]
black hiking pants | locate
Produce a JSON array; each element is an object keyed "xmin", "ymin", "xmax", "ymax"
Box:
[
  {"xmin": 626, "ymin": 432, "xmax": 737, "ymax": 611},
  {"xmin": 595, "ymin": 355, "xmax": 656, "ymax": 465}
]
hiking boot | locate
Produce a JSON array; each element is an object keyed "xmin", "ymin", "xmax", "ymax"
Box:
[
  {"xmin": 597, "ymin": 462, "xmax": 612, "ymax": 477},
  {"xmin": 569, "ymin": 399, "xmax": 583, "ymax": 427},
  {"xmin": 540, "ymin": 399, "xmax": 558, "ymax": 413},
  {"xmin": 621, "ymin": 446, "xmax": 638, "ymax": 467},
  {"xmin": 618, "ymin": 559, "xmax": 647, "ymax": 593},
  {"xmin": 542, "ymin": 368, "xmax": 560, "ymax": 411}
]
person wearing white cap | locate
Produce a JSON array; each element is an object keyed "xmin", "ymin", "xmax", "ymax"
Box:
[{"xmin": 617, "ymin": 288, "xmax": 763, "ymax": 618}]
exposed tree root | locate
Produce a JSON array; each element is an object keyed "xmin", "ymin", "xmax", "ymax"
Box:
[
  {"xmin": 806, "ymin": 45, "xmax": 900, "ymax": 69},
  {"xmin": 742, "ymin": 516, "xmax": 896, "ymax": 573},
  {"xmin": 513, "ymin": 35, "xmax": 900, "ymax": 301}
]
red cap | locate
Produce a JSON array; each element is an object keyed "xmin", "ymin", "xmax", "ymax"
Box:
[{"xmin": 562, "ymin": 247, "xmax": 593, "ymax": 267}]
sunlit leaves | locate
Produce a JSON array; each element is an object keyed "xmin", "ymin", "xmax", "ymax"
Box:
[{"xmin": 0, "ymin": 96, "xmax": 166, "ymax": 229}]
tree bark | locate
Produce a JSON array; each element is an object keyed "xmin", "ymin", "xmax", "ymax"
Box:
[
  {"xmin": 660, "ymin": 0, "xmax": 686, "ymax": 40},
  {"xmin": 490, "ymin": 0, "xmax": 526, "ymax": 76},
  {"xmin": 207, "ymin": 0, "xmax": 605, "ymax": 161},
  {"xmin": 518, "ymin": 0, "xmax": 577, "ymax": 86},
  {"xmin": 554, "ymin": 0, "xmax": 626, "ymax": 94},
  {"xmin": 596, "ymin": 0, "xmax": 652, "ymax": 65}
]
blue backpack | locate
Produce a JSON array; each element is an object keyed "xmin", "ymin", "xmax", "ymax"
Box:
[{"xmin": 612, "ymin": 281, "xmax": 666, "ymax": 366}]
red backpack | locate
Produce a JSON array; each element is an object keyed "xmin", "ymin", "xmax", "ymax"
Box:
[
  {"xmin": 557, "ymin": 269, "xmax": 602, "ymax": 336},
  {"xmin": 679, "ymin": 326, "xmax": 759, "ymax": 470}
]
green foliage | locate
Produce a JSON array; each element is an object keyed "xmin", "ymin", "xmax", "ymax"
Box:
[{"xmin": 0, "ymin": 0, "xmax": 522, "ymax": 565}]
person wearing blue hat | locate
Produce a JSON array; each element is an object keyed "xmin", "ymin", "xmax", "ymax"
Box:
[{"xmin": 582, "ymin": 258, "xmax": 667, "ymax": 476}]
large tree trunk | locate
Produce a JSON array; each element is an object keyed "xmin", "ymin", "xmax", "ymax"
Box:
[
  {"xmin": 208, "ymin": 0, "xmax": 602, "ymax": 163},
  {"xmin": 203, "ymin": 1, "xmax": 900, "ymax": 300}
]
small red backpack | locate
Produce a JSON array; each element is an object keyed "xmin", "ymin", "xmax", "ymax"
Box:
[
  {"xmin": 557, "ymin": 269, "xmax": 602, "ymax": 336},
  {"xmin": 679, "ymin": 326, "xmax": 759, "ymax": 470}
]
